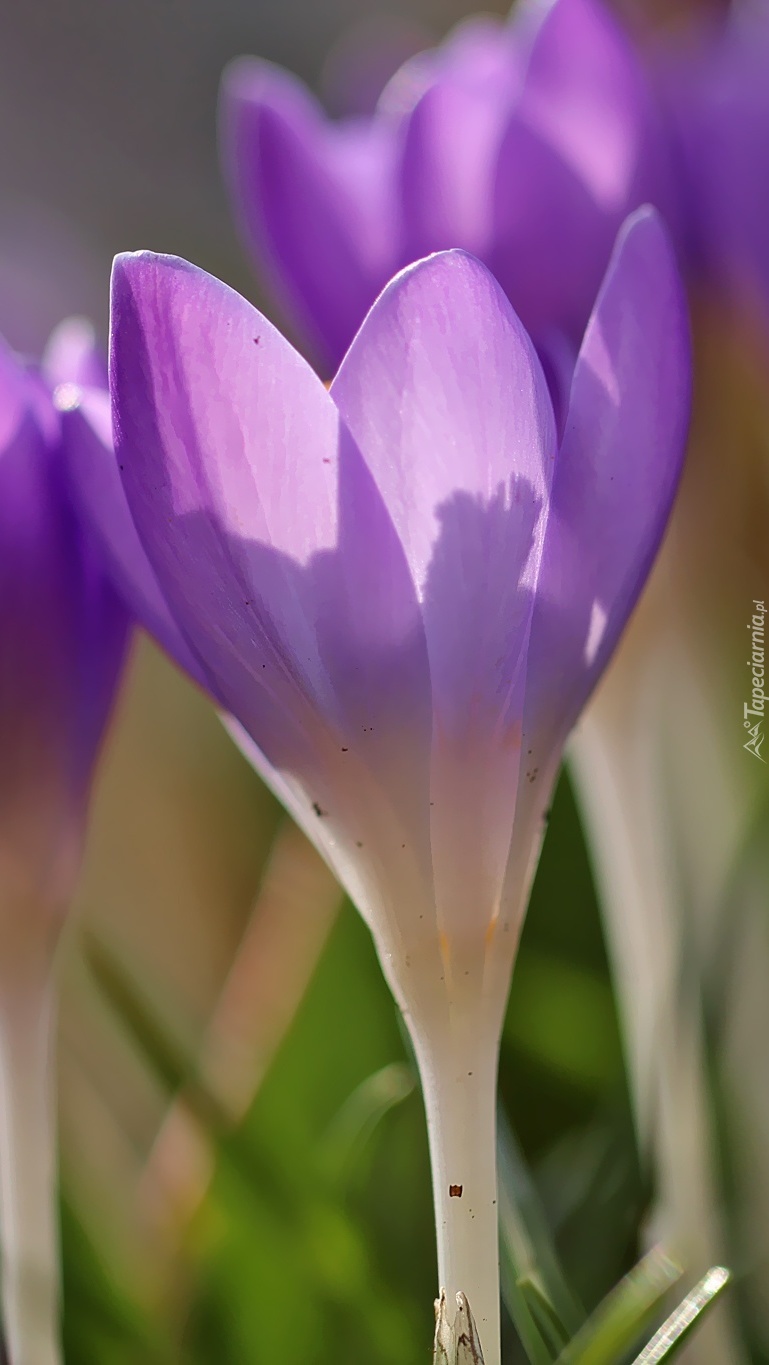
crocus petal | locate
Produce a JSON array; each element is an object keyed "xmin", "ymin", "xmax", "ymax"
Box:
[
  {"xmin": 59, "ymin": 390, "xmax": 208, "ymax": 691},
  {"xmin": 396, "ymin": 18, "xmax": 518, "ymax": 259},
  {"xmin": 667, "ymin": 16, "xmax": 769, "ymax": 321},
  {"xmin": 523, "ymin": 206, "xmax": 691, "ymax": 759},
  {"xmin": 110, "ymin": 252, "xmax": 435, "ymax": 938},
  {"xmin": 0, "ymin": 392, "xmax": 71, "ymax": 833},
  {"xmin": 60, "ymin": 389, "xmax": 346, "ymax": 873},
  {"xmin": 518, "ymin": 0, "xmax": 650, "ymax": 211},
  {"xmin": 333, "ymin": 249, "xmax": 556, "ymax": 724},
  {"xmin": 61, "ymin": 388, "xmax": 389, "ymax": 901},
  {"xmin": 491, "ymin": 207, "xmax": 691, "ymax": 958},
  {"xmin": 59, "ymin": 393, "xmax": 207, "ymax": 693},
  {"xmin": 381, "ymin": 13, "xmax": 519, "ymax": 118},
  {"xmin": 332, "ymin": 249, "xmax": 557, "ymax": 944},
  {"xmin": 220, "ymin": 715, "xmax": 357, "ymax": 886},
  {"xmin": 220, "ymin": 58, "xmax": 399, "ymax": 375},
  {"xmin": 0, "ymin": 354, "xmax": 127, "ymax": 895},
  {"xmin": 490, "ymin": 0, "xmax": 676, "ymax": 341},
  {"xmin": 490, "ymin": 120, "xmax": 609, "ymax": 341}
]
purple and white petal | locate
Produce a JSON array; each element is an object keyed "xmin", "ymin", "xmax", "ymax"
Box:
[
  {"xmin": 332, "ymin": 249, "xmax": 557, "ymax": 942},
  {"xmin": 524, "ymin": 207, "xmax": 691, "ymax": 758},
  {"xmin": 59, "ymin": 390, "xmax": 208, "ymax": 691},
  {"xmin": 110, "ymin": 252, "xmax": 435, "ymax": 938}
]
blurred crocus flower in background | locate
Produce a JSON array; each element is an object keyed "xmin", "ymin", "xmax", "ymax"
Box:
[
  {"xmin": 0, "ymin": 322, "xmax": 128, "ymax": 1365},
  {"xmin": 571, "ymin": 4, "xmax": 769, "ymax": 1360},
  {"xmin": 63, "ymin": 206, "xmax": 689, "ymax": 1365},
  {"xmin": 220, "ymin": 0, "xmax": 675, "ymax": 378},
  {"xmin": 661, "ymin": 3, "xmax": 769, "ymax": 327}
]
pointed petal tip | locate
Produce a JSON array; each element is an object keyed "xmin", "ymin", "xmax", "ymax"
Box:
[
  {"xmin": 375, "ymin": 245, "xmax": 528, "ymax": 322},
  {"xmin": 221, "ymin": 53, "xmax": 299, "ymax": 103},
  {"xmin": 388, "ymin": 245, "xmax": 485, "ymax": 286},
  {"xmin": 219, "ymin": 52, "xmax": 321, "ymax": 139},
  {"xmin": 110, "ymin": 253, "xmax": 219, "ymax": 339},
  {"xmin": 594, "ymin": 204, "xmax": 688, "ymax": 355},
  {"xmin": 615, "ymin": 203, "xmax": 671, "ymax": 252},
  {"xmin": 616, "ymin": 204, "xmax": 689, "ymax": 294},
  {"xmin": 111, "ymin": 249, "xmax": 196, "ymax": 284},
  {"xmin": 221, "ymin": 52, "xmax": 267, "ymax": 93},
  {"xmin": 111, "ymin": 251, "xmax": 153, "ymax": 308}
]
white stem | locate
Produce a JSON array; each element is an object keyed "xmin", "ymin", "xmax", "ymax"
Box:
[
  {"xmin": 0, "ymin": 982, "xmax": 61, "ymax": 1365},
  {"xmin": 414, "ymin": 1017, "xmax": 500, "ymax": 1365}
]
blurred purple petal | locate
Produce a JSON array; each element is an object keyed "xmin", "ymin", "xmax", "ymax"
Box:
[
  {"xmin": 661, "ymin": 9, "xmax": 769, "ymax": 323},
  {"xmin": 0, "ymin": 345, "xmax": 128, "ymax": 902},
  {"xmin": 491, "ymin": 0, "xmax": 675, "ymax": 337},
  {"xmin": 220, "ymin": 58, "xmax": 399, "ymax": 375},
  {"xmin": 221, "ymin": 0, "xmax": 674, "ymax": 367},
  {"xmin": 43, "ymin": 318, "xmax": 108, "ymax": 391},
  {"xmin": 395, "ymin": 16, "xmax": 520, "ymax": 259},
  {"xmin": 519, "ymin": 0, "xmax": 651, "ymax": 211}
]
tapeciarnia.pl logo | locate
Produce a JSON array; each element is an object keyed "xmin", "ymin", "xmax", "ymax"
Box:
[{"xmin": 744, "ymin": 599, "xmax": 767, "ymax": 762}]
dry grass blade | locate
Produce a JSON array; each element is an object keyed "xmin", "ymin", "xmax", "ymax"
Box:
[{"xmin": 630, "ymin": 1267, "xmax": 731, "ymax": 1364}]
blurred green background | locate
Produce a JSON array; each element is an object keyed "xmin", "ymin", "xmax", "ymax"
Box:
[{"xmin": 0, "ymin": 0, "xmax": 750, "ymax": 1360}]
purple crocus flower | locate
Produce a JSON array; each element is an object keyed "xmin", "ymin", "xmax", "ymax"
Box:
[
  {"xmin": 659, "ymin": 6, "xmax": 769, "ymax": 328},
  {"xmin": 0, "ymin": 321, "xmax": 128, "ymax": 1365},
  {"xmin": 64, "ymin": 206, "xmax": 689, "ymax": 1365},
  {"xmin": 220, "ymin": 0, "xmax": 674, "ymax": 377}
]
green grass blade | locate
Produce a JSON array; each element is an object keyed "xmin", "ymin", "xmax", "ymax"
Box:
[
  {"xmin": 499, "ymin": 1241, "xmax": 556, "ymax": 1365},
  {"xmin": 319, "ymin": 1062, "xmax": 415, "ymax": 1185},
  {"xmin": 518, "ymin": 1275, "xmax": 572, "ymax": 1356},
  {"xmin": 498, "ymin": 1107, "xmax": 584, "ymax": 1334},
  {"xmin": 554, "ymin": 1247, "xmax": 682, "ymax": 1365}
]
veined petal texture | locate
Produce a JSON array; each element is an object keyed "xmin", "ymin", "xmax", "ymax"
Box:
[
  {"xmin": 110, "ymin": 250, "xmax": 436, "ymax": 955},
  {"xmin": 332, "ymin": 250, "xmax": 557, "ymax": 955}
]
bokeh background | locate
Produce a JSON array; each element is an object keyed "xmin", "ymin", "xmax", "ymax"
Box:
[{"xmin": 0, "ymin": 1, "xmax": 748, "ymax": 1362}]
